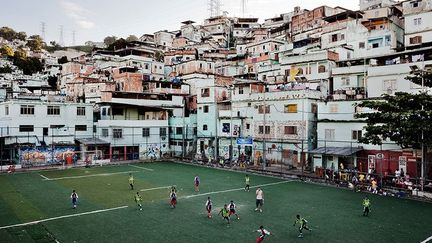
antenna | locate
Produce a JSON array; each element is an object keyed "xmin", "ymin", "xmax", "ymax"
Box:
[
  {"xmin": 72, "ymin": 30, "xmax": 76, "ymax": 46},
  {"xmin": 241, "ymin": 0, "xmax": 247, "ymax": 17},
  {"xmin": 208, "ymin": 0, "xmax": 222, "ymax": 17},
  {"xmin": 40, "ymin": 22, "xmax": 46, "ymax": 40},
  {"xmin": 59, "ymin": 25, "xmax": 64, "ymax": 46}
]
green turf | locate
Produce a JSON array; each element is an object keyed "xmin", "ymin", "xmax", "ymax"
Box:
[{"xmin": 0, "ymin": 162, "xmax": 431, "ymax": 243}]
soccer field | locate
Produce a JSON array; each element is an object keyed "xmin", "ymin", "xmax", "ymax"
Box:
[{"xmin": 0, "ymin": 162, "xmax": 431, "ymax": 243}]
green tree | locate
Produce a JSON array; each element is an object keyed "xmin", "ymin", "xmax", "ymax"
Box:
[
  {"xmin": 16, "ymin": 31, "xmax": 27, "ymax": 41},
  {"xmin": 0, "ymin": 45, "xmax": 14, "ymax": 57},
  {"xmin": 0, "ymin": 26, "xmax": 17, "ymax": 41},
  {"xmin": 0, "ymin": 65, "xmax": 13, "ymax": 73},
  {"xmin": 58, "ymin": 56, "xmax": 68, "ymax": 64},
  {"xmin": 107, "ymin": 38, "xmax": 127, "ymax": 51},
  {"xmin": 126, "ymin": 35, "xmax": 139, "ymax": 42},
  {"xmin": 26, "ymin": 35, "xmax": 44, "ymax": 51},
  {"xmin": 103, "ymin": 36, "xmax": 117, "ymax": 46}
]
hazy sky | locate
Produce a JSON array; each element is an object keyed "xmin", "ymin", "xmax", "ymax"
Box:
[{"xmin": 1, "ymin": 0, "xmax": 358, "ymax": 45}]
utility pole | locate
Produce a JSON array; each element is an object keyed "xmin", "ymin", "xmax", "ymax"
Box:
[
  {"xmin": 262, "ymin": 86, "xmax": 267, "ymax": 170},
  {"xmin": 229, "ymin": 86, "xmax": 234, "ymax": 164},
  {"xmin": 40, "ymin": 22, "xmax": 46, "ymax": 41},
  {"xmin": 72, "ymin": 30, "xmax": 76, "ymax": 46},
  {"xmin": 59, "ymin": 25, "xmax": 64, "ymax": 46}
]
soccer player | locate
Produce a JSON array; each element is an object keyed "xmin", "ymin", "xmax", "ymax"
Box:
[
  {"xmin": 135, "ymin": 192, "xmax": 143, "ymax": 211},
  {"xmin": 171, "ymin": 185, "xmax": 177, "ymax": 193},
  {"xmin": 70, "ymin": 190, "xmax": 78, "ymax": 209},
  {"xmin": 228, "ymin": 200, "xmax": 240, "ymax": 219},
  {"xmin": 255, "ymin": 187, "xmax": 264, "ymax": 212},
  {"xmin": 254, "ymin": 225, "xmax": 271, "ymax": 243},
  {"xmin": 194, "ymin": 175, "xmax": 200, "ymax": 192},
  {"xmin": 129, "ymin": 173, "xmax": 134, "ymax": 190},
  {"xmin": 363, "ymin": 196, "xmax": 371, "ymax": 216},
  {"xmin": 205, "ymin": 196, "xmax": 212, "ymax": 218},
  {"xmin": 218, "ymin": 204, "xmax": 230, "ymax": 224},
  {"xmin": 245, "ymin": 175, "xmax": 250, "ymax": 192},
  {"xmin": 293, "ymin": 214, "xmax": 311, "ymax": 238},
  {"xmin": 170, "ymin": 189, "xmax": 177, "ymax": 209}
]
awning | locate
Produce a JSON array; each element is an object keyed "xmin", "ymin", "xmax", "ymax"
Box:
[
  {"xmin": 309, "ymin": 147, "xmax": 363, "ymax": 156},
  {"xmin": 76, "ymin": 138, "xmax": 110, "ymax": 146}
]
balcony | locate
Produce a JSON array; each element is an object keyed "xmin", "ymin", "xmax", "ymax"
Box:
[{"xmin": 332, "ymin": 87, "xmax": 366, "ymax": 101}]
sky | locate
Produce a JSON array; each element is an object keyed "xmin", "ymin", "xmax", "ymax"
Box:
[{"xmin": 1, "ymin": 0, "xmax": 358, "ymax": 46}]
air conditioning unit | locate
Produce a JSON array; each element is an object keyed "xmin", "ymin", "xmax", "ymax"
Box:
[{"xmin": 161, "ymin": 136, "xmax": 166, "ymax": 141}]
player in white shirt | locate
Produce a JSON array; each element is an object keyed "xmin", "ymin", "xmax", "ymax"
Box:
[
  {"xmin": 228, "ymin": 200, "xmax": 239, "ymax": 219},
  {"xmin": 205, "ymin": 196, "xmax": 212, "ymax": 218},
  {"xmin": 255, "ymin": 187, "xmax": 264, "ymax": 212}
]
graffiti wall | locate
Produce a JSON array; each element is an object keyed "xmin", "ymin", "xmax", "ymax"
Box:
[
  {"xmin": 19, "ymin": 147, "xmax": 76, "ymax": 166},
  {"xmin": 139, "ymin": 143, "xmax": 168, "ymax": 160}
]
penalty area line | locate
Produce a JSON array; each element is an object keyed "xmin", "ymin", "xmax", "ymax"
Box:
[
  {"xmin": 39, "ymin": 174, "xmax": 49, "ymax": 180},
  {"xmin": 0, "ymin": 206, "xmax": 128, "ymax": 230},
  {"xmin": 181, "ymin": 180, "xmax": 291, "ymax": 199},
  {"xmin": 129, "ymin": 164, "xmax": 154, "ymax": 171},
  {"xmin": 421, "ymin": 236, "xmax": 432, "ymax": 243},
  {"xmin": 42, "ymin": 171, "xmax": 139, "ymax": 181},
  {"xmin": 140, "ymin": 186, "xmax": 172, "ymax": 192}
]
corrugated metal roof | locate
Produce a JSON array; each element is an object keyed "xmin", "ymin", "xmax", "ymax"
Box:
[{"xmin": 309, "ymin": 147, "xmax": 363, "ymax": 156}]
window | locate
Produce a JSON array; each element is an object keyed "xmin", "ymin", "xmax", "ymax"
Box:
[
  {"xmin": 341, "ymin": 77, "xmax": 350, "ymax": 86},
  {"xmin": 297, "ymin": 68, "xmax": 303, "ymax": 75},
  {"xmin": 19, "ymin": 125, "xmax": 34, "ymax": 132},
  {"xmin": 259, "ymin": 126, "xmax": 264, "ymax": 134},
  {"xmin": 176, "ymin": 127, "xmax": 183, "ymax": 134},
  {"xmin": 203, "ymin": 105, "xmax": 209, "ymax": 113},
  {"xmin": 410, "ymin": 36, "xmax": 422, "ymax": 45},
  {"xmin": 265, "ymin": 126, "xmax": 271, "ymax": 134},
  {"xmin": 201, "ymin": 88, "xmax": 210, "ymax": 97},
  {"xmin": 113, "ymin": 129, "xmax": 123, "ymax": 138},
  {"xmin": 383, "ymin": 80, "xmax": 397, "ymax": 94},
  {"xmin": 258, "ymin": 105, "xmax": 270, "ymax": 114},
  {"xmin": 284, "ymin": 126, "xmax": 298, "ymax": 135},
  {"xmin": 20, "ymin": 105, "xmax": 34, "ymax": 115},
  {"xmin": 246, "ymin": 123, "xmax": 250, "ymax": 130},
  {"xmin": 160, "ymin": 128, "xmax": 167, "ymax": 136},
  {"xmin": 284, "ymin": 104, "xmax": 298, "ymax": 113},
  {"xmin": 112, "ymin": 108, "xmax": 123, "ymax": 116},
  {"xmin": 142, "ymin": 128, "xmax": 150, "ymax": 137},
  {"xmin": 352, "ymin": 130, "xmax": 362, "ymax": 140},
  {"xmin": 77, "ymin": 107, "xmax": 86, "ymax": 116},
  {"xmin": 203, "ymin": 125, "xmax": 208, "ymax": 131},
  {"xmin": 102, "ymin": 129, "xmax": 109, "ymax": 137},
  {"xmin": 359, "ymin": 42, "xmax": 365, "ymax": 49},
  {"xmin": 331, "ymin": 34, "xmax": 338, "ymax": 42},
  {"xmin": 238, "ymin": 87, "xmax": 244, "ymax": 94},
  {"xmin": 318, "ymin": 65, "xmax": 326, "ymax": 73},
  {"xmin": 75, "ymin": 125, "xmax": 87, "ymax": 131},
  {"xmin": 325, "ymin": 129, "xmax": 335, "ymax": 140},
  {"xmin": 414, "ymin": 18, "xmax": 422, "ymax": 26},
  {"xmin": 329, "ymin": 104, "xmax": 338, "ymax": 113},
  {"xmin": 411, "ymin": 1, "xmax": 419, "ymax": 7},
  {"xmin": 372, "ymin": 43, "xmax": 379, "ymax": 48},
  {"xmin": 5, "ymin": 105, "xmax": 8, "ymax": 115},
  {"xmin": 47, "ymin": 106, "xmax": 60, "ymax": 115}
]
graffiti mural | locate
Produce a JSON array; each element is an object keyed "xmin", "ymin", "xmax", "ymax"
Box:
[
  {"xmin": 139, "ymin": 143, "xmax": 161, "ymax": 160},
  {"xmin": 19, "ymin": 147, "xmax": 76, "ymax": 166}
]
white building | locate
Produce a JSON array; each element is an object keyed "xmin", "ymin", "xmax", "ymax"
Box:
[{"xmin": 403, "ymin": 0, "xmax": 432, "ymax": 48}]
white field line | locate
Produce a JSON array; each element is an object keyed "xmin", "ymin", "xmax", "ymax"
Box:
[
  {"xmin": 0, "ymin": 206, "xmax": 128, "ymax": 230},
  {"xmin": 181, "ymin": 180, "xmax": 291, "ymax": 199},
  {"xmin": 129, "ymin": 164, "xmax": 154, "ymax": 171},
  {"xmin": 140, "ymin": 186, "xmax": 172, "ymax": 192},
  {"xmin": 41, "ymin": 171, "xmax": 139, "ymax": 181},
  {"xmin": 39, "ymin": 174, "xmax": 49, "ymax": 180},
  {"xmin": 421, "ymin": 236, "xmax": 432, "ymax": 243}
]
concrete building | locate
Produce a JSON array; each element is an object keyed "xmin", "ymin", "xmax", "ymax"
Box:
[{"xmin": 403, "ymin": 0, "xmax": 432, "ymax": 48}]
